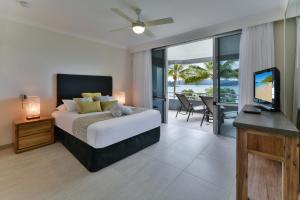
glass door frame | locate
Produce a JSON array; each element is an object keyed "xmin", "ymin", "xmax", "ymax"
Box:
[
  {"xmin": 213, "ymin": 30, "xmax": 241, "ymax": 135},
  {"xmin": 152, "ymin": 47, "xmax": 168, "ymax": 123}
]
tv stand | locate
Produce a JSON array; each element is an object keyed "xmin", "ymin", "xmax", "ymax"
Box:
[{"xmin": 233, "ymin": 105, "xmax": 299, "ymax": 200}]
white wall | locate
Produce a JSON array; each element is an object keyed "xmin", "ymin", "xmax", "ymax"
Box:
[{"xmin": 0, "ymin": 18, "xmax": 132, "ymax": 146}]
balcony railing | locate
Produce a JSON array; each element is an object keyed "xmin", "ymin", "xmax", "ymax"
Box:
[{"xmin": 168, "ymin": 91, "xmax": 239, "ymax": 104}]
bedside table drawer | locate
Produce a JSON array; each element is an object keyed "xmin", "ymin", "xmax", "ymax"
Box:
[
  {"xmin": 19, "ymin": 120, "xmax": 52, "ymax": 137},
  {"xmin": 18, "ymin": 132, "xmax": 53, "ymax": 149}
]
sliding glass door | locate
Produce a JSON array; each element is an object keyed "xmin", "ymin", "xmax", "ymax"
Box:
[
  {"xmin": 213, "ymin": 32, "xmax": 241, "ymax": 137},
  {"xmin": 152, "ymin": 48, "xmax": 167, "ymax": 123}
]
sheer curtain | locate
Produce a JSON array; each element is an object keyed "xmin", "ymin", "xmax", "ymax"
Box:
[
  {"xmin": 293, "ymin": 17, "xmax": 300, "ymax": 123},
  {"xmin": 132, "ymin": 50, "xmax": 152, "ymax": 108},
  {"xmin": 238, "ymin": 23, "xmax": 275, "ymax": 110}
]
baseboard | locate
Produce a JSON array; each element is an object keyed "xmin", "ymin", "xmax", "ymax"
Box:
[{"xmin": 0, "ymin": 143, "xmax": 13, "ymax": 150}]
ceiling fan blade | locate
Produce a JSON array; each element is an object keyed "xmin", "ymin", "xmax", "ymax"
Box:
[
  {"xmin": 110, "ymin": 26, "xmax": 130, "ymax": 32},
  {"xmin": 145, "ymin": 17, "xmax": 174, "ymax": 27},
  {"xmin": 111, "ymin": 8, "xmax": 134, "ymax": 23},
  {"xmin": 144, "ymin": 29, "xmax": 155, "ymax": 38}
]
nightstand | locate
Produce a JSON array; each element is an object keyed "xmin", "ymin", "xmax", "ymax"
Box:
[{"xmin": 13, "ymin": 116, "xmax": 54, "ymax": 153}]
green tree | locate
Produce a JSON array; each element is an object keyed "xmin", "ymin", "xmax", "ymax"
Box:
[
  {"xmin": 203, "ymin": 60, "xmax": 238, "ymax": 79},
  {"xmin": 183, "ymin": 65, "xmax": 210, "ymax": 84},
  {"xmin": 204, "ymin": 87, "xmax": 237, "ymax": 103}
]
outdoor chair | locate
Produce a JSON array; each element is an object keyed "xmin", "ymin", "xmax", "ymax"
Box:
[
  {"xmin": 199, "ymin": 96, "xmax": 214, "ymax": 126},
  {"xmin": 199, "ymin": 96, "xmax": 225, "ymax": 126},
  {"xmin": 175, "ymin": 93, "xmax": 204, "ymax": 121}
]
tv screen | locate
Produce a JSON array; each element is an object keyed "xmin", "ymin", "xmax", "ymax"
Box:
[
  {"xmin": 254, "ymin": 67, "xmax": 280, "ymax": 111},
  {"xmin": 255, "ymin": 71, "xmax": 273, "ymax": 103}
]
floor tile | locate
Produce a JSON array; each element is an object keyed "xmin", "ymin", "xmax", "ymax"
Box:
[
  {"xmin": 107, "ymin": 160, "xmax": 182, "ymax": 200},
  {"xmin": 156, "ymin": 172, "xmax": 228, "ymax": 200},
  {"xmin": 186, "ymin": 155, "xmax": 235, "ymax": 191}
]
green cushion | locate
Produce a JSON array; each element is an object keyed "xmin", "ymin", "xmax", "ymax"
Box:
[
  {"xmin": 101, "ymin": 100, "xmax": 118, "ymax": 111},
  {"xmin": 81, "ymin": 92, "xmax": 101, "ymax": 100},
  {"xmin": 77, "ymin": 101, "xmax": 102, "ymax": 114}
]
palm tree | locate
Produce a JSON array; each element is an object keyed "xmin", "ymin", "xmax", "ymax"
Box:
[
  {"xmin": 203, "ymin": 60, "xmax": 238, "ymax": 79},
  {"xmin": 168, "ymin": 64, "xmax": 187, "ymax": 98},
  {"xmin": 183, "ymin": 65, "xmax": 210, "ymax": 83}
]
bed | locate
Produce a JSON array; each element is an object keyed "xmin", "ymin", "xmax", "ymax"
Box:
[{"xmin": 53, "ymin": 74, "xmax": 161, "ymax": 172}]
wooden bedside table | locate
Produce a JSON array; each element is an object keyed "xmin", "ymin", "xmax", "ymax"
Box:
[{"xmin": 13, "ymin": 116, "xmax": 54, "ymax": 153}]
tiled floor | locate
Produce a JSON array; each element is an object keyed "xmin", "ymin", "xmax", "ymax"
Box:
[
  {"xmin": 0, "ymin": 124, "xmax": 236, "ymax": 200},
  {"xmin": 168, "ymin": 110, "xmax": 213, "ymax": 133},
  {"xmin": 168, "ymin": 110, "xmax": 237, "ymax": 138}
]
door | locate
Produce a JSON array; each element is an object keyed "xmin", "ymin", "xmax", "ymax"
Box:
[
  {"xmin": 152, "ymin": 48, "xmax": 167, "ymax": 123},
  {"xmin": 213, "ymin": 32, "xmax": 241, "ymax": 137}
]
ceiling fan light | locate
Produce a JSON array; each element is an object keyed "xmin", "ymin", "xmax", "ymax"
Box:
[{"xmin": 132, "ymin": 24, "xmax": 145, "ymax": 34}]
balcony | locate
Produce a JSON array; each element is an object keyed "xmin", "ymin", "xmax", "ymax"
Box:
[{"xmin": 167, "ymin": 91, "xmax": 238, "ymax": 137}]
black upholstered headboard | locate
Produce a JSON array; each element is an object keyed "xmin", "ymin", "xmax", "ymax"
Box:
[{"xmin": 56, "ymin": 74, "xmax": 113, "ymax": 106}]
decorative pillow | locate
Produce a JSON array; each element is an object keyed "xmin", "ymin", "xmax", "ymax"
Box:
[
  {"xmin": 81, "ymin": 92, "xmax": 101, "ymax": 100},
  {"xmin": 94, "ymin": 95, "xmax": 114, "ymax": 102},
  {"xmin": 77, "ymin": 101, "xmax": 102, "ymax": 114},
  {"xmin": 73, "ymin": 97, "xmax": 93, "ymax": 111},
  {"xmin": 101, "ymin": 100, "xmax": 118, "ymax": 111},
  {"xmin": 73, "ymin": 97, "xmax": 93, "ymax": 103},
  {"xmin": 110, "ymin": 104, "xmax": 123, "ymax": 117},
  {"xmin": 56, "ymin": 104, "xmax": 67, "ymax": 112},
  {"xmin": 62, "ymin": 100, "xmax": 77, "ymax": 112},
  {"xmin": 121, "ymin": 105, "xmax": 133, "ymax": 115}
]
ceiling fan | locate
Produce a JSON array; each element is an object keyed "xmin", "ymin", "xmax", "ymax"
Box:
[{"xmin": 110, "ymin": 7, "xmax": 174, "ymax": 37}]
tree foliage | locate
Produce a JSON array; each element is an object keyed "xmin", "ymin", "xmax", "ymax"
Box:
[{"xmin": 167, "ymin": 60, "xmax": 238, "ymax": 99}]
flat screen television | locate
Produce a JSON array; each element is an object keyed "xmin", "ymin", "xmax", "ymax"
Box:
[{"xmin": 254, "ymin": 67, "xmax": 280, "ymax": 111}]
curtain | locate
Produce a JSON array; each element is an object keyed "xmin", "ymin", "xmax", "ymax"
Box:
[
  {"xmin": 293, "ymin": 17, "xmax": 300, "ymax": 123},
  {"xmin": 132, "ymin": 50, "xmax": 152, "ymax": 108},
  {"xmin": 238, "ymin": 23, "xmax": 275, "ymax": 110}
]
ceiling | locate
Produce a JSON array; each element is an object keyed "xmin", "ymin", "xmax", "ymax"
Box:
[{"xmin": 0, "ymin": 0, "xmax": 285, "ymax": 48}]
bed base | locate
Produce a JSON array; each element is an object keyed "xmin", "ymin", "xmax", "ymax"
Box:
[{"xmin": 55, "ymin": 126, "xmax": 160, "ymax": 172}]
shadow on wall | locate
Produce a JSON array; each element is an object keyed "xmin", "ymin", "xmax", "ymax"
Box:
[{"xmin": 0, "ymin": 98, "xmax": 24, "ymax": 146}]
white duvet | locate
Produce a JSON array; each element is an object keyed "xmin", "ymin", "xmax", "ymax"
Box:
[{"xmin": 52, "ymin": 108, "xmax": 161, "ymax": 148}]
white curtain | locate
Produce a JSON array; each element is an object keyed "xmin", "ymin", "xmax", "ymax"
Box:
[
  {"xmin": 132, "ymin": 50, "xmax": 152, "ymax": 108},
  {"xmin": 293, "ymin": 17, "xmax": 300, "ymax": 123},
  {"xmin": 238, "ymin": 23, "xmax": 275, "ymax": 110}
]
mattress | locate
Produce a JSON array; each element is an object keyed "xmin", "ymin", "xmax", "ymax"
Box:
[{"xmin": 52, "ymin": 108, "xmax": 161, "ymax": 148}]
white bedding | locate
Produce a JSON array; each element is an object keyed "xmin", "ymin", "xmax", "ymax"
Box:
[{"xmin": 52, "ymin": 108, "xmax": 161, "ymax": 148}]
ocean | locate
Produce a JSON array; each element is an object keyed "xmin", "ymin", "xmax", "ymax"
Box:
[{"xmin": 168, "ymin": 84, "xmax": 239, "ymax": 94}]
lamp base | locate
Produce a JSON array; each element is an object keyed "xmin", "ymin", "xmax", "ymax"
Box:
[{"xmin": 26, "ymin": 116, "xmax": 40, "ymax": 120}]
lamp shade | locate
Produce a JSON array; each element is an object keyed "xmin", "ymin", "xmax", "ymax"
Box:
[
  {"xmin": 25, "ymin": 96, "xmax": 40, "ymax": 120},
  {"xmin": 132, "ymin": 25, "xmax": 145, "ymax": 34},
  {"xmin": 115, "ymin": 91, "xmax": 126, "ymax": 105}
]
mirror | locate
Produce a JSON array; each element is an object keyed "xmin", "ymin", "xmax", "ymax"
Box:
[{"xmin": 285, "ymin": 0, "xmax": 300, "ymax": 122}]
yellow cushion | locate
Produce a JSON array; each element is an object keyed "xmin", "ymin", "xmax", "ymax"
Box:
[
  {"xmin": 77, "ymin": 101, "xmax": 102, "ymax": 114},
  {"xmin": 101, "ymin": 100, "xmax": 118, "ymax": 111},
  {"xmin": 81, "ymin": 92, "xmax": 101, "ymax": 100}
]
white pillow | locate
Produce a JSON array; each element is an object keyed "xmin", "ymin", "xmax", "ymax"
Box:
[
  {"xmin": 94, "ymin": 95, "xmax": 114, "ymax": 102},
  {"xmin": 62, "ymin": 99, "xmax": 76, "ymax": 112},
  {"xmin": 56, "ymin": 104, "xmax": 67, "ymax": 112}
]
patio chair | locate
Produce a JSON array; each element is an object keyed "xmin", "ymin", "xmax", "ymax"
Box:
[
  {"xmin": 199, "ymin": 96, "xmax": 214, "ymax": 126},
  {"xmin": 199, "ymin": 96, "xmax": 225, "ymax": 126},
  {"xmin": 175, "ymin": 93, "xmax": 204, "ymax": 121}
]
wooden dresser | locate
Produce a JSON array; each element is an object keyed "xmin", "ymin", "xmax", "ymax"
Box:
[
  {"xmin": 233, "ymin": 105, "xmax": 300, "ymax": 200},
  {"xmin": 14, "ymin": 116, "xmax": 54, "ymax": 153}
]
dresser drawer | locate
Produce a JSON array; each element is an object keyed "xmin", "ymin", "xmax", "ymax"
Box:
[
  {"xmin": 19, "ymin": 120, "xmax": 52, "ymax": 137},
  {"xmin": 18, "ymin": 132, "xmax": 53, "ymax": 149}
]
